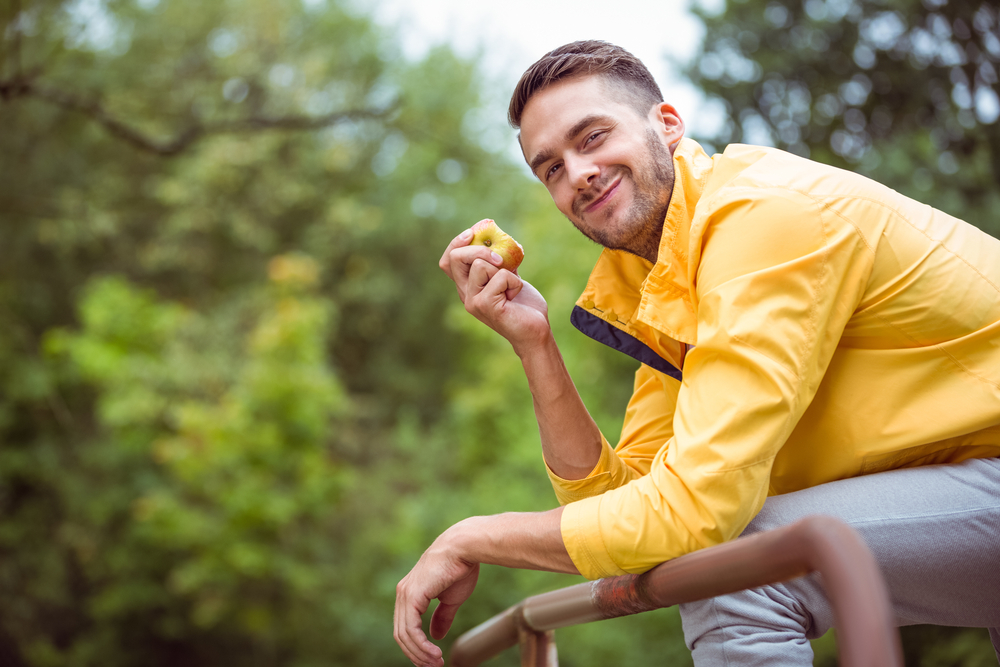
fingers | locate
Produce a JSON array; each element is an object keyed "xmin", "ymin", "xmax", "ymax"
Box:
[
  {"xmin": 394, "ymin": 579, "xmax": 444, "ymax": 667},
  {"xmin": 467, "ymin": 257, "xmax": 500, "ymax": 297},
  {"xmin": 470, "ymin": 266, "xmax": 521, "ymax": 309},
  {"xmin": 393, "ymin": 545, "xmax": 482, "ymax": 667},
  {"xmin": 450, "ymin": 247, "xmax": 505, "ymax": 302},
  {"xmin": 429, "ymin": 601, "xmax": 460, "ymax": 641},
  {"xmin": 440, "ymin": 225, "xmax": 506, "ymax": 302},
  {"xmin": 393, "ymin": 532, "xmax": 482, "ymax": 667},
  {"xmin": 504, "ymin": 275, "xmax": 524, "ymax": 302},
  {"xmin": 430, "ymin": 562, "xmax": 480, "ymax": 640},
  {"xmin": 438, "ymin": 228, "xmax": 473, "ymax": 279}
]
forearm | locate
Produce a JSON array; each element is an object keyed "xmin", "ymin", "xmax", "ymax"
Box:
[
  {"xmin": 519, "ymin": 333, "xmax": 603, "ymax": 480},
  {"xmin": 443, "ymin": 508, "xmax": 578, "ymax": 574}
]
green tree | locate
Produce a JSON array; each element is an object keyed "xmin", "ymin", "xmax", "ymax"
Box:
[
  {"xmin": 39, "ymin": 266, "xmax": 348, "ymax": 664},
  {"xmin": 685, "ymin": 0, "xmax": 1000, "ymax": 235}
]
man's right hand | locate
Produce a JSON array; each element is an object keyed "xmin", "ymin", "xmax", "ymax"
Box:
[
  {"xmin": 439, "ymin": 226, "xmax": 551, "ymax": 356},
  {"xmin": 439, "ymin": 224, "xmax": 603, "ymax": 480}
]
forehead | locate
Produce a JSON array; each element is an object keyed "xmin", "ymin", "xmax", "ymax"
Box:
[{"xmin": 519, "ymin": 76, "xmax": 640, "ymax": 160}]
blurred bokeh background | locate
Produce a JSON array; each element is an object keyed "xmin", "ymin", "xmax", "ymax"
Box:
[{"xmin": 0, "ymin": 0, "xmax": 998, "ymax": 665}]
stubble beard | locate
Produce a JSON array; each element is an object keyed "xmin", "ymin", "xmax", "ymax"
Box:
[{"xmin": 570, "ymin": 128, "xmax": 674, "ymax": 263}]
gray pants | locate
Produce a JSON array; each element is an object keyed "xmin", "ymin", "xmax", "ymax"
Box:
[{"xmin": 680, "ymin": 457, "xmax": 1000, "ymax": 666}]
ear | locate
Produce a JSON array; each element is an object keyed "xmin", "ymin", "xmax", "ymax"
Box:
[{"xmin": 651, "ymin": 102, "xmax": 685, "ymax": 153}]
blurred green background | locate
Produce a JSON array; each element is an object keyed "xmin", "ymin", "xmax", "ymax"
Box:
[{"xmin": 0, "ymin": 0, "xmax": 997, "ymax": 665}]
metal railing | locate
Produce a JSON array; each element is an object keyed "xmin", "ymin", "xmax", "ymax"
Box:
[{"xmin": 449, "ymin": 515, "xmax": 902, "ymax": 667}]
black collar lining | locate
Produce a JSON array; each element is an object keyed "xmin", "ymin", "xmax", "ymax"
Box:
[{"xmin": 570, "ymin": 306, "xmax": 683, "ymax": 382}]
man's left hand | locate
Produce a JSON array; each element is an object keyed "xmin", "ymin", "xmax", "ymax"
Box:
[
  {"xmin": 393, "ymin": 510, "xmax": 575, "ymax": 666},
  {"xmin": 394, "ymin": 533, "xmax": 479, "ymax": 667}
]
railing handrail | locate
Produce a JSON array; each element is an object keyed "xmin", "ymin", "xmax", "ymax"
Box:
[{"xmin": 449, "ymin": 515, "xmax": 903, "ymax": 667}]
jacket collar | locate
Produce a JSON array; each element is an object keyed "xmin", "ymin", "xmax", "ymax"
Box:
[{"xmin": 572, "ymin": 139, "xmax": 714, "ymax": 369}]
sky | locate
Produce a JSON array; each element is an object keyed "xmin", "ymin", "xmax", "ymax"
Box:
[{"xmin": 366, "ymin": 0, "xmax": 726, "ymax": 138}]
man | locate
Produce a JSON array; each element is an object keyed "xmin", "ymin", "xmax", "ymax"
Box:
[{"xmin": 394, "ymin": 41, "xmax": 1000, "ymax": 667}]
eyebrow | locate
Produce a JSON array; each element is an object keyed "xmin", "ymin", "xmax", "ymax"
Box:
[{"xmin": 528, "ymin": 114, "xmax": 613, "ymax": 177}]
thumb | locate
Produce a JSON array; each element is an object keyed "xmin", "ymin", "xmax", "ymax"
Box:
[
  {"xmin": 428, "ymin": 561, "xmax": 479, "ymax": 641},
  {"xmin": 501, "ymin": 270, "xmax": 523, "ymax": 302},
  {"xmin": 429, "ymin": 601, "xmax": 460, "ymax": 640}
]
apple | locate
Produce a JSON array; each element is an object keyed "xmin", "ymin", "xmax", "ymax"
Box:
[{"xmin": 469, "ymin": 219, "xmax": 524, "ymax": 273}]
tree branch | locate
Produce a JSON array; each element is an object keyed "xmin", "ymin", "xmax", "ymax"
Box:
[{"xmin": 0, "ymin": 76, "xmax": 390, "ymax": 156}]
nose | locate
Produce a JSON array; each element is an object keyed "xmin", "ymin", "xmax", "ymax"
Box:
[{"xmin": 565, "ymin": 155, "xmax": 599, "ymax": 190}]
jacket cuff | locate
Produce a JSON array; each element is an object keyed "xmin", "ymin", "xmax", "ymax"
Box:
[
  {"xmin": 561, "ymin": 495, "xmax": 627, "ymax": 580},
  {"xmin": 545, "ymin": 434, "xmax": 623, "ymax": 505}
]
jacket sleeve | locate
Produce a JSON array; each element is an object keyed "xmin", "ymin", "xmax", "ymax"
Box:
[
  {"xmin": 546, "ymin": 364, "xmax": 681, "ymax": 505},
  {"xmin": 561, "ymin": 186, "xmax": 875, "ymax": 579}
]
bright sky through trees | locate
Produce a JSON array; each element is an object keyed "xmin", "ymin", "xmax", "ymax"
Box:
[{"xmin": 369, "ymin": 0, "xmax": 727, "ymax": 138}]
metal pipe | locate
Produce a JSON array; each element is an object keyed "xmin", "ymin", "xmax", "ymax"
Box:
[
  {"xmin": 447, "ymin": 604, "xmax": 521, "ymax": 667},
  {"xmin": 448, "ymin": 515, "xmax": 902, "ymax": 667},
  {"xmin": 517, "ymin": 627, "xmax": 557, "ymax": 667}
]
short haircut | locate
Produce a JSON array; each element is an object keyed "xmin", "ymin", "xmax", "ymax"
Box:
[{"xmin": 508, "ymin": 40, "xmax": 664, "ymax": 129}]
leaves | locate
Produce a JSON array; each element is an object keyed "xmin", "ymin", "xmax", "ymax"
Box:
[
  {"xmin": 685, "ymin": 0, "xmax": 1000, "ymax": 234},
  {"xmin": 0, "ymin": 1, "xmax": 656, "ymax": 664}
]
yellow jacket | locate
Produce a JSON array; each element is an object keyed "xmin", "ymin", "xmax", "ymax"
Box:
[{"xmin": 554, "ymin": 139, "xmax": 1000, "ymax": 580}]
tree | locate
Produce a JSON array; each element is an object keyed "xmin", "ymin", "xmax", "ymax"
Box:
[{"xmin": 685, "ymin": 0, "xmax": 1000, "ymax": 236}]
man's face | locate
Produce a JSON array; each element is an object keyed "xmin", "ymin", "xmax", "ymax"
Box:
[{"xmin": 519, "ymin": 75, "xmax": 684, "ymax": 262}]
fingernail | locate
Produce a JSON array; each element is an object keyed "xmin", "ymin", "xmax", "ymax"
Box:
[
  {"xmin": 491, "ymin": 252, "xmax": 503, "ymax": 264},
  {"xmin": 460, "ymin": 230, "xmax": 472, "ymax": 240}
]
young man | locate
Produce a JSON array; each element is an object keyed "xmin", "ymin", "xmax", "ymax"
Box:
[{"xmin": 394, "ymin": 41, "xmax": 1000, "ymax": 667}]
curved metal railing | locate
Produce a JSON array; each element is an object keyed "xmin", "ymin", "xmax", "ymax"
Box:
[{"xmin": 449, "ymin": 515, "xmax": 902, "ymax": 667}]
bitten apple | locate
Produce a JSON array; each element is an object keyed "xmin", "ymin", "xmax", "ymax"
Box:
[{"xmin": 469, "ymin": 219, "xmax": 524, "ymax": 273}]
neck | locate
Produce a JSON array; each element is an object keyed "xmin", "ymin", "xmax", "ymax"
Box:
[
  {"xmin": 626, "ymin": 202, "xmax": 668, "ymax": 265},
  {"xmin": 627, "ymin": 225, "xmax": 661, "ymax": 264}
]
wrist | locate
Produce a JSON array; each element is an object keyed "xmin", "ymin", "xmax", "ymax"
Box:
[
  {"xmin": 437, "ymin": 516, "xmax": 487, "ymax": 564},
  {"xmin": 443, "ymin": 511, "xmax": 576, "ymax": 573},
  {"xmin": 514, "ymin": 328, "xmax": 558, "ymax": 363}
]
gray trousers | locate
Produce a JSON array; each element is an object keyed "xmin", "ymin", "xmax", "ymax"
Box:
[{"xmin": 679, "ymin": 457, "xmax": 1000, "ymax": 666}]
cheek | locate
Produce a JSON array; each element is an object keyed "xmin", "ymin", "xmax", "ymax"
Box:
[{"xmin": 550, "ymin": 185, "xmax": 575, "ymax": 216}]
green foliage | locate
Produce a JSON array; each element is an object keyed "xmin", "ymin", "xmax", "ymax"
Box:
[
  {"xmin": 0, "ymin": 0, "xmax": 659, "ymax": 664},
  {"xmin": 685, "ymin": 0, "xmax": 1000, "ymax": 234},
  {"xmin": 40, "ymin": 268, "xmax": 351, "ymax": 663},
  {"xmin": 900, "ymin": 626, "xmax": 1000, "ymax": 667}
]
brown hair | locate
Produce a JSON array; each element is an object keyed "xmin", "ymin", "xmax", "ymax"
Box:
[{"xmin": 508, "ymin": 41, "xmax": 664, "ymax": 129}]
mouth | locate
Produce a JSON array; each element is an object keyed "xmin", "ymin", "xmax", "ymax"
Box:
[{"xmin": 584, "ymin": 176, "xmax": 622, "ymax": 214}]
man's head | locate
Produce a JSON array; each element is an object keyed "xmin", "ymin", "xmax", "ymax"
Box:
[
  {"xmin": 508, "ymin": 40, "xmax": 663, "ymax": 130},
  {"xmin": 510, "ymin": 41, "xmax": 685, "ymax": 263}
]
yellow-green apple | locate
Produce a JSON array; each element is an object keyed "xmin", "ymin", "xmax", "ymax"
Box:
[{"xmin": 469, "ymin": 219, "xmax": 524, "ymax": 273}]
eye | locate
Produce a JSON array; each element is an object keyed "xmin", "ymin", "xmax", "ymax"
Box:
[
  {"xmin": 584, "ymin": 130, "xmax": 604, "ymax": 146},
  {"xmin": 545, "ymin": 162, "xmax": 562, "ymax": 181}
]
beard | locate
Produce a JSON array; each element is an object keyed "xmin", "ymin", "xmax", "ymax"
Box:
[{"xmin": 569, "ymin": 128, "xmax": 674, "ymax": 263}]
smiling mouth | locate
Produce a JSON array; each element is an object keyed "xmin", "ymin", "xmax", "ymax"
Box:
[{"xmin": 584, "ymin": 176, "xmax": 622, "ymax": 214}]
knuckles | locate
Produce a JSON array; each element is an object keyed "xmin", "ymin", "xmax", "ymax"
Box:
[
  {"xmin": 464, "ymin": 297, "xmax": 481, "ymax": 317},
  {"xmin": 469, "ymin": 259, "xmax": 499, "ymax": 286}
]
